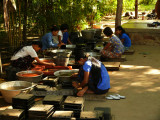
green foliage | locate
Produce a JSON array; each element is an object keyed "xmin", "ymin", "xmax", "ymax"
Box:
[
  {"xmin": 0, "ymin": 0, "xmax": 157, "ymax": 37},
  {"xmin": 139, "ymin": 4, "xmax": 156, "ymax": 11},
  {"xmin": 139, "ymin": 0, "xmax": 156, "ymax": 5},
  {"xmin": 123, "ymin": 0, "xmax": 135, "ymax": 11}
]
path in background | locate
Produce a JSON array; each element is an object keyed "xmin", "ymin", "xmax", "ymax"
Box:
[{"xmin": 85, "ymin": 45, "xmax": 160, "ymax": 120}]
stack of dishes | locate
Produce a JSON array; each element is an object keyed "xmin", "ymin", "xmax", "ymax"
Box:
[
  {"xmin": 52, "ymin": 111, "xmax": 73, "ymax": 120},
  {"xmin": 28, "ymin": 104, "xmax": 54, "ymax": 120},
  {"xmin": 63, "ymin": 96, "xmax": 84, "ymax": 118},
  {"xmin": 43, "ymin": 95, "xmax": 64, "ymax": 110},
  {"xmin": 0, "ymin": 109, "xmax": 25, "ymax": 120}
]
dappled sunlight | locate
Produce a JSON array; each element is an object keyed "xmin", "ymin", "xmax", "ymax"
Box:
[
  {"xmin": 143, "ymin": 69, "xmax": 160, "ymax": 75},
  {"xmin": 109, "ymin": 64, "xmax": 160, "ymax": 93},
  {"xmin": 130, "ymin": 81, "xmax": 154, "ymax": 87},
  {"xmin": 120, "ymin": 65, "xmax": 151, "ymax": 69},
  {"xmin": 147, "ymin": 87, "xmax": 160, "ymax": 92}
]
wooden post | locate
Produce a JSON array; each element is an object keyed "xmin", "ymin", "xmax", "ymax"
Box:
[
  {"xmin": 115, "ymin": 0, "xmax": 123, "ymax": 29},
  {"xmin": 0, "ymin": 53, "xmax": 3, "ymax": 75},
  {"xmin": 135, "ymin": 0, "xmax": 138, "ymax": 19}
]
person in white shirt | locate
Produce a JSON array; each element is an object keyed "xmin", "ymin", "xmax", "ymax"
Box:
[{"xmin": 11, "ymin": 41, "xmax": 55, "ymax": 70}]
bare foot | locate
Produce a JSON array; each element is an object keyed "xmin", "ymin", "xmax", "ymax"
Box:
[
  {"xmin": 77, "ymin": 86, "xmax": 88, "ymax": 97},
  {"xmin": 86, "ymin": 89, "xmax": 94, "ymax": 94}
]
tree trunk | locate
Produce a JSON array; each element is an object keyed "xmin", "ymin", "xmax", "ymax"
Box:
[
  {"xmin": 115, "ymin": 0, "xmax": 123, "ymax": 29},
  {"xmin": 135, "ymin": 0, "xmax": 138, "ymax": 19},
  {"xmin": 155, "ymin": 0, "xmax": 160, "ymax": 19}
]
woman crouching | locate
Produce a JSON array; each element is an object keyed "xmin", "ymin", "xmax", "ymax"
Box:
[{"xmin": 72, "ymin": 53, "xmax": 110, "ymax": 97}]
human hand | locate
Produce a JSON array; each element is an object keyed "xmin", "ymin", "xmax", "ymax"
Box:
[{"xmin": 49, "ymin": 63, "xmax": 56, "ymax": 66}]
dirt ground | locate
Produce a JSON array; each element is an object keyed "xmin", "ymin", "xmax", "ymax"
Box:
[
  {"xmin": 84, "ymin": 45, "xmax": 160, "ymax": 120},
  {"xmin": 0, "ymin": 45, "xmax": 160, "ymax": 120}
]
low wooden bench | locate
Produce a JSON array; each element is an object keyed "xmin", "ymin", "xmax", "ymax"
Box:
[
  {"xmin": 123, "ymin": 49, "xmax": 135, "ymax": 55},
  {"xmin": 102, "ymin": 62, "xmax": 120, "ymax": 71},
  {"xmin": 101, "ymin": 55, "xmax": 126, "ymax": 62}
]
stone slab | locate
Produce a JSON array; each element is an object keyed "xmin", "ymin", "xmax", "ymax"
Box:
[
  {"xmin": 102, "ymin": 62, "xmax": 120, "ymax": 71},
  {"xmin": 101, "ymin": 55, "xmax": 126, "ymax": 62},
  {"xmin": 123, "ymin": 49, "xmax": 135, "ymax": 55}
]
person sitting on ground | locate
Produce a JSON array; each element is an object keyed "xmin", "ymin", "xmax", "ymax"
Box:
[
  {"xmin": 41, "ymin": 26, "xmax": 64, "ymax": 50},
  {"xmin": 100, "ymin": 27, "xmax": 124, "ymax": 58},
  {"xmin": 115, "ymin": 26, "xmax": 131, "ymax": 51},
  {"xmin": 11, "ymin": 41, "xmax": 55, "ymax": 70},
  {"xmin": 72, "ymin": 52, "xmax": 110, "ymax": 97},
  {"xmin": 58, "ymin": 24, "xmax": 72, "ymax": 45},
  {"xmin": 8, "ymin": 41, "xmax": 55, "ymax": 81}
]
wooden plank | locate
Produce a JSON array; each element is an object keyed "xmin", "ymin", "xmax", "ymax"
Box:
[
  {"xmin": 123, "ymin": 49, "xmax": 135, "ymax": 55},
  {"xmin": 101, "ymin": 55, "xmax": 126, "ymax": 62},
  {"xmin": 102, "ymin": 62, "xmax": 120, "ymax": 71}
]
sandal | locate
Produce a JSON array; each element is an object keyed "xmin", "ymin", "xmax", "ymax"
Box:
[
  {"xmin": 114, "ymin": 94, "xmax": 126, "ymax": 99},
  {"xmin": 106, "ymin": 95, "xmax": 120, "ymax": 100}
]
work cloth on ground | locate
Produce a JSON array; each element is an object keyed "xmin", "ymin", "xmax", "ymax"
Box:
[{"xmin": 41, "ymin": 32, "xmax": 58, "ymax": 50}]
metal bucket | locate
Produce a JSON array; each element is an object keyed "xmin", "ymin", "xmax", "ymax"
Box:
[
  {"xmin": 53, "ymin": 56, "xmax": 69, "ymax": 67},
  {"xmin": 54, "ymin": 69, "xmax": 79, "ymax": 83},
  {"xmin": 0, "ymin": 81, "xmax": 35, "ymax": 103},
  {"xmin": 81, "ymin": 29, "xmax": 95, "ymax": 40},
  {"xmin": 16, "ymin": 70, "xmax": 43, "ymax": 83},
  {"xmin": 94, "ymin": 29, "xmax": 102, "ymax": 37},
  {"xmin": 33, "ymin": 58, "xmax": 54, "ymax": 64},
  {"xmin": 51, "ymin": 49, "xmax": 72, "ymax": 58}
]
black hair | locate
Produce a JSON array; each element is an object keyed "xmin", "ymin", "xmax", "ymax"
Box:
[
  {"xmin": 103, "ymin": 27, "xmax": 113, "ymax": 37},
  {"xmin": 32, "ymin": 40, "xmax": 42, "ymax": 48},
  {"xmin": 51, "ymin": 25, "xmax": 59, "ymax": 32},
  {"xmin": 75, "ymin": 48, "xmax": 102, "ymax": 89},
  {"xmin": 116, "ymin": 26, "xmax": 126, "ymax": 34},
  {"xmin": 13, "ymin": 41, "xmax": 42, "ymax": 56},
  {"xmin": 89, "ymin": 57, "xmax": 102, "ymax": 89},
  {"xmin": 60, "ymin": 24, "xmax": 69, "ymax": 31}
]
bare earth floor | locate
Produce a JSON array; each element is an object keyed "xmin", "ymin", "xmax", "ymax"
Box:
[
  {"xmin": 0, "ymin": 45, "xmax": 160, "ymax": 120},
  {"xmin": 84, "ymin": 45, "xmax": 160, "ymax": 120}
]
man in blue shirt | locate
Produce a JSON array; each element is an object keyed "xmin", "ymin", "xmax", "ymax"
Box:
[{"xmin": 41, "ymin": 26, "xmax": 64, "ymax": 50}]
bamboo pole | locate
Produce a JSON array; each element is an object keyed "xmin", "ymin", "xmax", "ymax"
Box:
[
  {"xmin": 11, "ymin": 12, "xmax": 15, "ymax": 47},
  {"xmin": 18, "ymin": 0, "xmax": 22, "ymax": 46}
]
